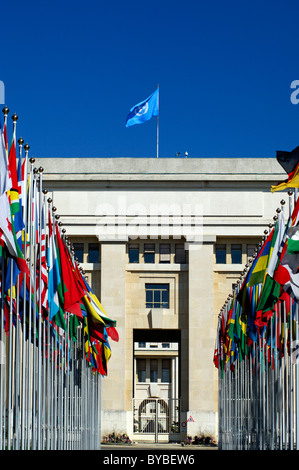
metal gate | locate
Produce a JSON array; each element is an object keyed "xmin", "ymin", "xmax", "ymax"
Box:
[{"xmin": 133, "ymin": 398, "xmax": 180, "ymax": 439}]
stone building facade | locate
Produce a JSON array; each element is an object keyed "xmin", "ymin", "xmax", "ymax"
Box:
[{"xmin": 39, "ymin": 156, "xmax": 286, "ymax": 442}]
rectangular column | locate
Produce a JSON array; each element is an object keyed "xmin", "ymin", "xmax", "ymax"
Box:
[
  {"xmin": 187, "ymin": 237, "xmax": 217, "ymax": 436},
  {"xmin": 100, "ymin": 240, "xmax": 127, "ymax": 434}
]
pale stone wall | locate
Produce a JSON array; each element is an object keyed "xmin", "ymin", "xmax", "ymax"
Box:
[{"xmin": 37, "ymin": 156, "xmax": 290, "ymax": 441}]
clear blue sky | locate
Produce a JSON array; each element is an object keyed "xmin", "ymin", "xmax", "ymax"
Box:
[{"xmin": 1, "ymin": 0, "xmax": 299, "ymax": 159}]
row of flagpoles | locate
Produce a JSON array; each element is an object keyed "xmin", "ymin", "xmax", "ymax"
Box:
[
  {"xmin": 214, "ymin": 187, "xmax": 299, "ymax": 449},
  {"xmin": 0, "ymin": 107, "xmax": 117, "ymax": 449}
]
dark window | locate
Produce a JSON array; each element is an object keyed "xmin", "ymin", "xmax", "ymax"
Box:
[
  {"xmin": 175, "ymin": 244, "xmax": 186, "ymax": 263},
  {"xmin": 231, "ymin": 244, "xmax": 242, "ymax": 264},
  {"xmin": 129, "ymin": 244, "xmax": 139, "ymax": 263},
  {"xmin": 150, "ymin": 359, "xmax": 158, "ymax": 382},
  {"xmin": 144, "ymin": 244, "xmax": 155, "ymax": 263},
  {"xmin": 162, "ymin": 359, "xmax": 170, "ymax": 383},
  {"xmin": 138, "ymin": 342, "xmax": 146, "ymax": 348},
  {"xmin": 247, "ymin": 244, "xmax": 255, "ymax": 261},
  {"xmin": 146, "ymin": 284, "xmax": 169, "ymax": 309},
  {"xmin": 137, "ymin": 359, "xmax": 146, "ymax": 382},
  {"xmin": 159, "ymin": 244, "xmax": 170, "ymax": 263},
  {"xmin": 73, "ymin": 243, "xmax": 84, "ymax": 263},
  {"xmin": 88, "ymin": 243, "xmax": 99, "ymax": 263},
  {"xmin": 215, "ymin": 244, "xmax": 226, "ymax": 264}
]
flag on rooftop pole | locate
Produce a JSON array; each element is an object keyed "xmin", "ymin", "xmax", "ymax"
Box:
[{"xmin": 126, "ymin": 86, "xmax": 160, "ymax": 157}]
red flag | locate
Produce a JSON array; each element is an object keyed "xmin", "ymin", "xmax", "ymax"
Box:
[
  {"xmin": 106, "ymin": 326, "xmax": 119, "ymax": 342},
  {"xmin": 55, "ymin": 222, "xmax": 85, "ymax": 311}
]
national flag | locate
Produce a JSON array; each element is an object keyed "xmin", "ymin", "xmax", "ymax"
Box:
[
  {"xmin": 36, "ymin": 201, "xmax": 48, "ymax": 314},
  {"xmin": 213, "ymin": 320, "xmax": 221, "ymax": 369},
  {"xmin": 7, "ymin": 125, "xmax": 20, "ymax": 216},
  {"xmin": 233, "ymin": 302, "xmax": 248, "ymax": 361},
  {"xmin": 126, "ymin": 88, "xmax": 159, "ymax": 127},
  {"xmin": 69, "ymin": 313, "xmax": 80, "ymax": 342},
  {"xmin": 247, "ymin": 227, "xmax": 275, "ymax": 287},
  {"xmin": 286, "ymin": 225, "xmax": 299, "ymax": 254},
  {"xmin": 276, "ymin": 146, "xmax": 299, "ymax": 174},
  {"xmin": 47, "ymin": 210, "xmax": 61, "ymax": 321},
  {"xmin": 274, "ymin": 227, "xmax": 299, "ymax": 301},
  {"xmin": 82, "ymin": 292, "xmax": 116, "ymax": 328},
  {"xmin": 271, "ymin": 161, "xmax": 299, "ymax": 192},
  {"xmin": 223, "ymin": 294, "xmax": 237, "ymax": 365},
  {"xmin": 271, "ymin": 197, "xmax": 299, "ymax": 302},
  {"xmin": 246, "ymin": 284, "xmax": 259, "ymax": 343},
  {"xmin": 106, "ymin": 326, "xmax": 119, "ymax": 342},
  {"xmin": 0, "ymin": 118, "xmax": 9, "ymax": 196},
  {"xmin": 0, "ymin": 192, "xmax": 28, "ymax": 274},
  {"xmin": 54, "ymin": 220, "xmax": 85, "ymax": 313},
  {"xmin": 255, "ymin": 212, "xmax": 288, "ymax": 316}
]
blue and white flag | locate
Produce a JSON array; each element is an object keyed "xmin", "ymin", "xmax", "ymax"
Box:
[{"xmin": 126, "ymin": 88, "xmax": 159, "ymax": 127}]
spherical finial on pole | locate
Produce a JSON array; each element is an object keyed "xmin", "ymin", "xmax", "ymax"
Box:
[
  {"xmin": 24, "ymin": 143, "xmax": 30, "ymax": 152},
  {"xmin": 11, "ymin": 113, "xmax": 18, "ymax": 122},
  {"xmin": 2, "ymin": 106, "xmax": 9, "ymax": 116},
  {"xmin": 47, "ymin": 197, "xmax": 52, "ymax": 204},
  {"xmin": 29, "ymin": 157, "xmax": 35, "ymax": 164},
  {"xmin": 18, "ymin": 137, "xmax": 24, "ymax": 146}
]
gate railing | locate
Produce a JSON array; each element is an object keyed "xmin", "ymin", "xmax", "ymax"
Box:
[{"xmin": 133, "ymin": 397, "xmax": 180, "ymax": 437}]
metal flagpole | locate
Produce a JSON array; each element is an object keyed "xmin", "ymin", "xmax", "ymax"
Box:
[
  {"xmin": 46, "ymin": 196, "xmax": 52, "ymax": 450},
  {"xmin": 7, "ymin": 114, "xmax": 18, "ymax": 450},
  {"xmin": 1, "ymin": 107, "xmax": 9, "ymax": 451},
  {"xmin": 14, "ymin": 136, "xmax": 24, "ymax": 450},
  {"xmin": 37, "ymin": 167, "xmax": 43, "ymax": 449},
  {"xmin": 296, "ymin": 302, "xmax": 299, "ymax": 449},
  {"xmin": 156, "ymin": 84, "xmax": 159, "ymax": 158},
  {"xmin": 21, "ymin": 145, "xmax": 30, "ymax": 450},
  {"xmin": 31, "ymin": 171, "xmax": 38, "ymax": 449}
]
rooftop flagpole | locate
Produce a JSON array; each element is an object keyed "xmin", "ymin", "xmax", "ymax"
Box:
[{"xmin": 157, "ymin": 84, "xmax": 159, "ymax": 158}]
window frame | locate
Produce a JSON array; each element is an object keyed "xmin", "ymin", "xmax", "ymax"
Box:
[
  {"xmin": 159, "ymin": 243, "xmax": 171, "ymax": 264},
  {"xmin": 144, "ymin": 244, "xmax": 155, "ymax": 263},
  {"xmin": 215, "ymin": 244, "xmax": 226, "ymax": 264},
  {"xmin": 88, "ymin": 242, "xmax": 100, "ymax": 263},
  {"xmin": 145, "ymin": 283, "xmax": 170, "ymax": 309},
  {"xmin": 128, "ymin": 243, "xmax": 139, "ymax": 263},
  {"xmin": 231, "ymin": 243, "xmax": 242, "ymax": 264}
]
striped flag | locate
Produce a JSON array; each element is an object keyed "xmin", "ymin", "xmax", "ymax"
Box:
[
  {"xmin": 7, "ymin": 125, "xmax": 20, "ymax": 216},
  {"xmin": 47, "ymin": 210, "xmax": 60, "ymax": 320},
  {"xmin": 36, "ymin": 201, "xmax": 48, "ymax": 313},
  {"xmin": 0, "ymin": 119, "xmax": 8, "ymax": 196}
]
